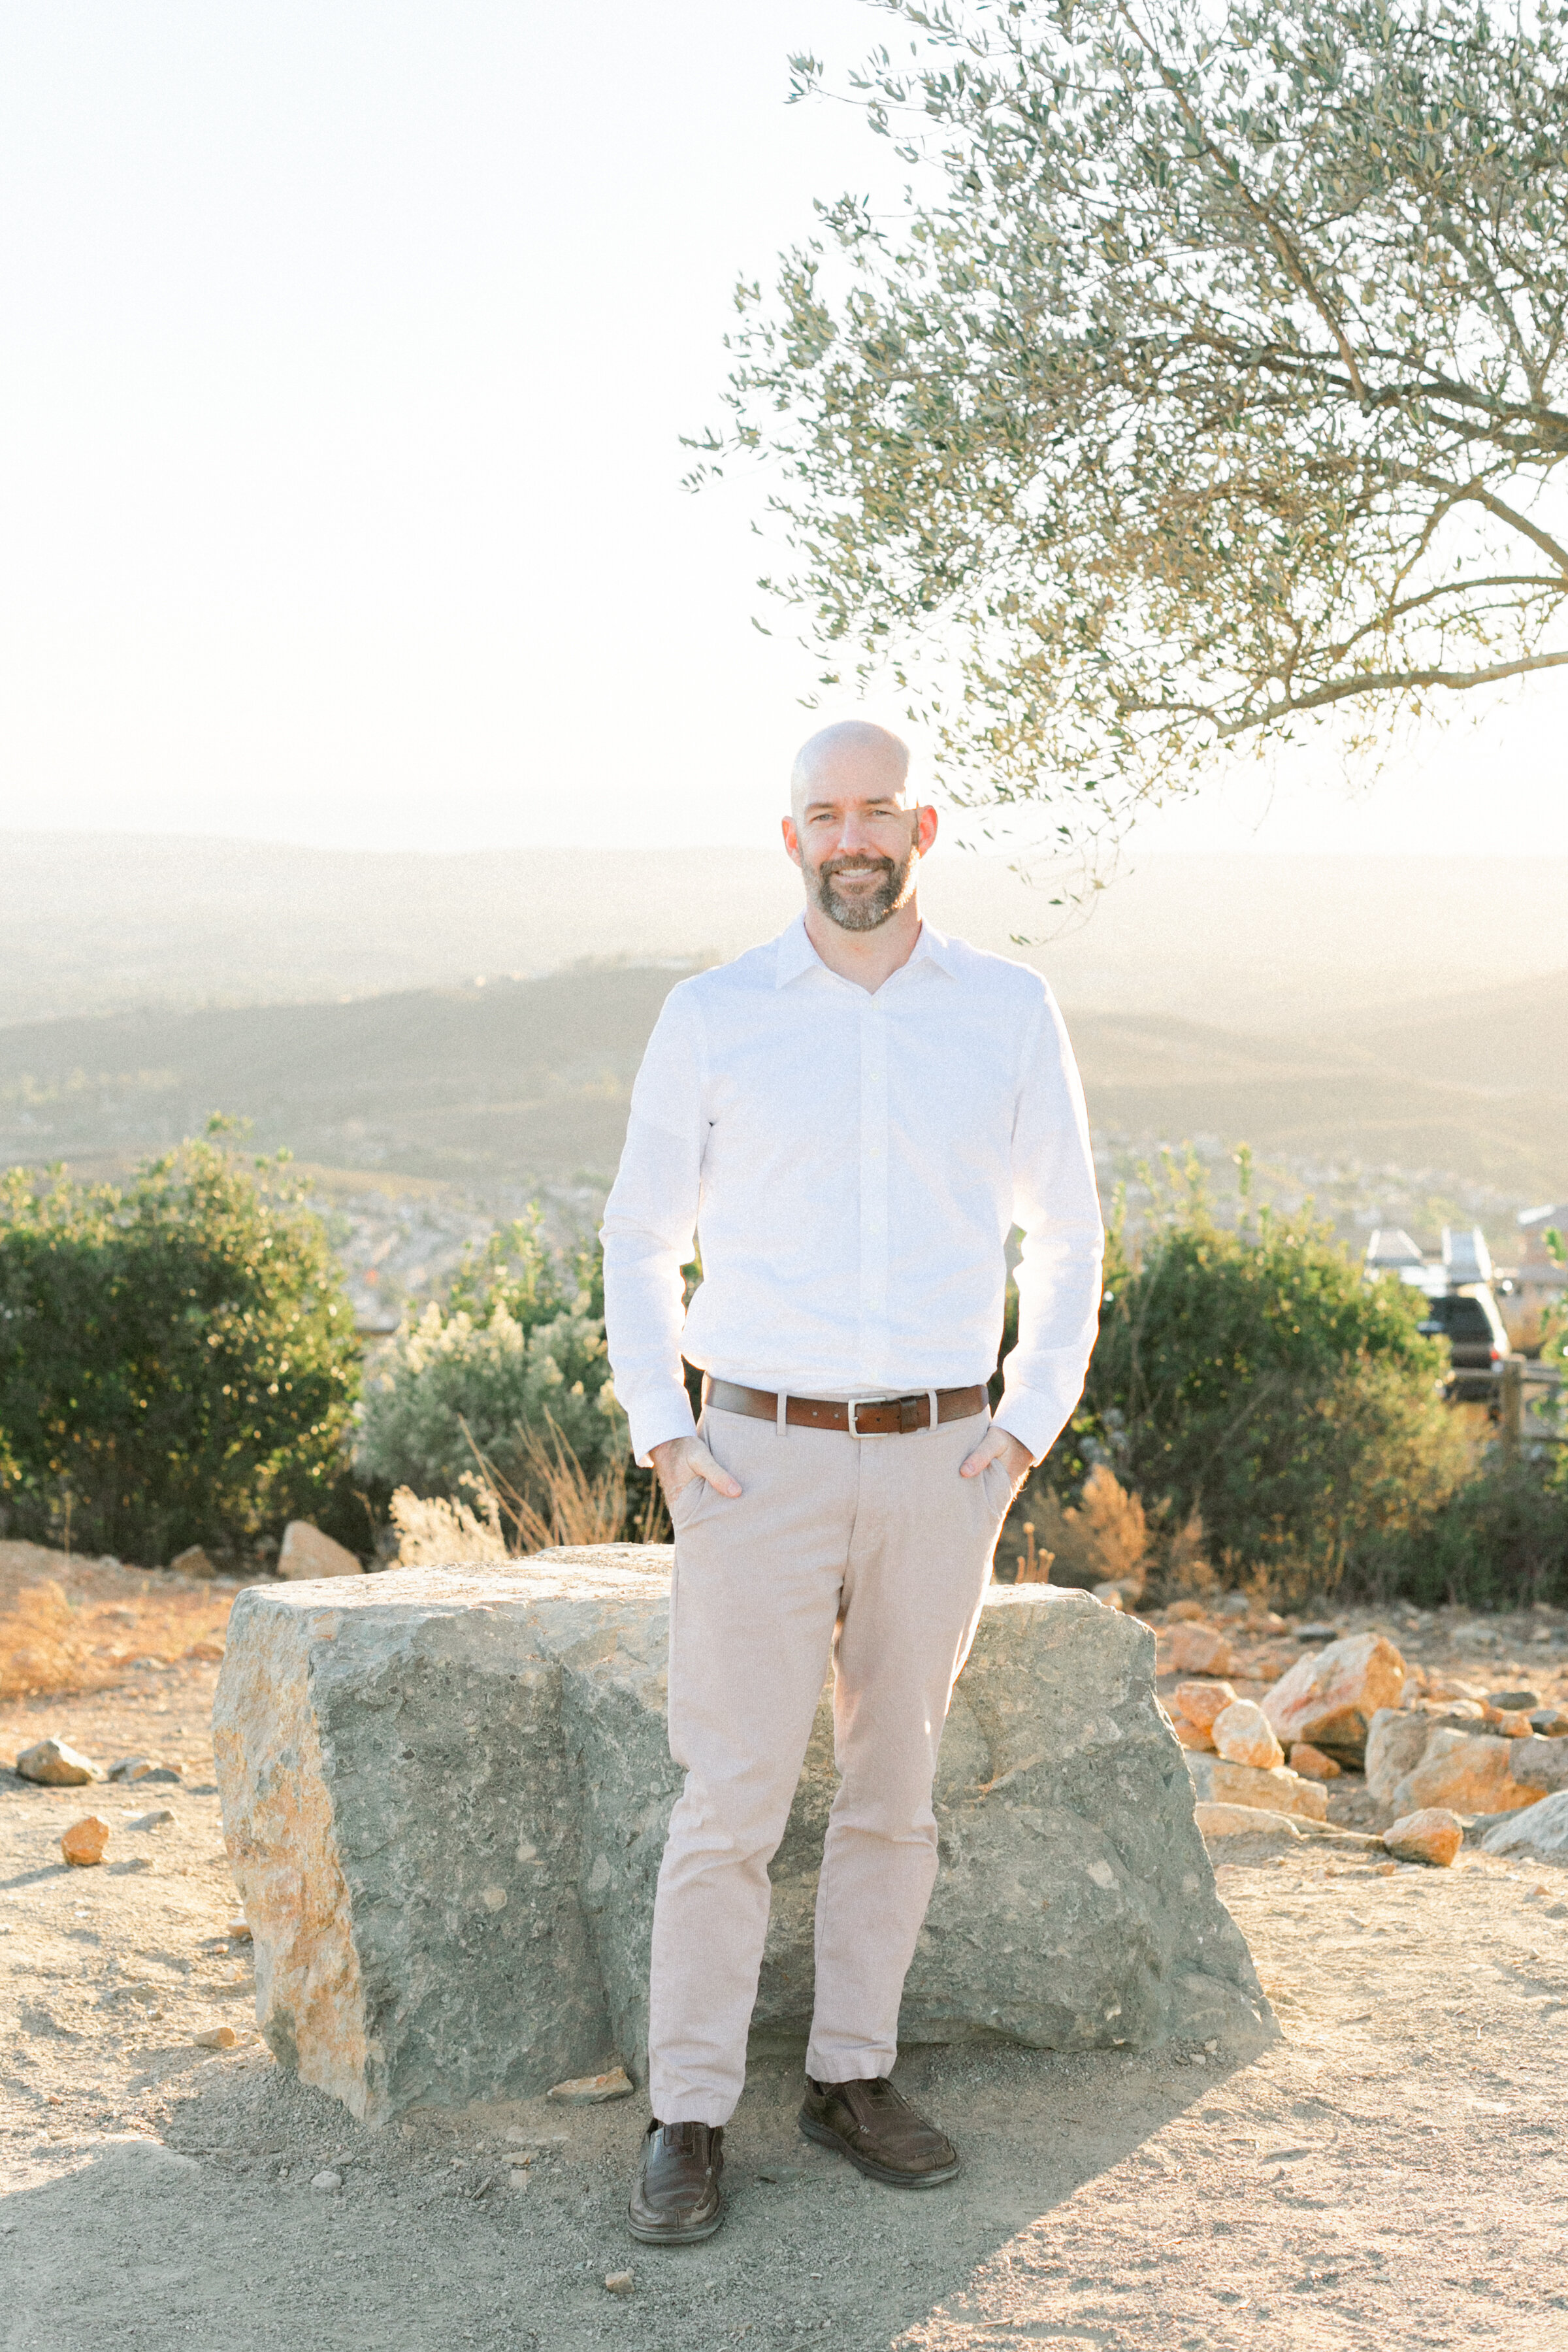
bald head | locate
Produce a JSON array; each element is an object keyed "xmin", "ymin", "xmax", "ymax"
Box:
[{"xmin": 790, "ymin": 720, "xmax": 911, "ymax": 819}]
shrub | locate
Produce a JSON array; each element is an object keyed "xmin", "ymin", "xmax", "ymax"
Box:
[
  {"xmin": 357, "ymin": 1210, "xmax": 631, "ymax": 1504},
  {"xmin": 1039, "ymin": 1156, "xmax": 1469, "ymax": 1599},
  {"xmin": 0, "ymin": 1139, "xmax": 360, "ymax": 1562}
]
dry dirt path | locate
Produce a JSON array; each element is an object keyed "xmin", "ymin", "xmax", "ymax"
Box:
[{"xmin": 4, "ymin": 1646, "xmax": 1567, "ymax": 2351}]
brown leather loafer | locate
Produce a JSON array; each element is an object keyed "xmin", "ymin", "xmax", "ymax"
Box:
[
  {"xmin": 798, "ymin": 2074, "xmax": 961, "ymax": 2188},
  {"xmin": 628, "ymin": 2118, "xmax": 726, "ymax": 2244}
]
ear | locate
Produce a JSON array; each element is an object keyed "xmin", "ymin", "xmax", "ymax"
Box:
[
  {"xmin": 781, "ymin": 814, "xmax": 803, "ymax": 869},
  {"xmin": 913, "ymin": 802, "xmax": 939, "ymax": 858}
]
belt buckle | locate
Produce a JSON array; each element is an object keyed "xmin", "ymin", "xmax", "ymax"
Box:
[{"xmin": 846, "ymin": 1397, "xmax": 860, "ymax": 1437}]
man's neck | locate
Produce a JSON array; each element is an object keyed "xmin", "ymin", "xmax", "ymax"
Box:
[{"xmin": 802, "ymin": 893, "xmax": 924, "ymax": 994}]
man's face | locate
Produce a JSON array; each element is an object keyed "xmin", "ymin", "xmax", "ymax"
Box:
[{"xmin": 785, "ymin": 775, "xmax": 930, "ymax": 933}]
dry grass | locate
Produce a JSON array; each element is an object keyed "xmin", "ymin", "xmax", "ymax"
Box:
[
  {"xmin": 0, "ymin": 1542, "xmax": 235, "ymax": 1701},
  {"xmin": 389, "ymin": 1419, "xmax": 668, "ymax": 1567}
]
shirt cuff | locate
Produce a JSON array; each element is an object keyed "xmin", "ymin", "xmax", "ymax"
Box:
[
  {"xmin": 992, "ymin": 1382, "xmax": 1071, "ymax": 1466},
  {"xmin": 628, "ymin": 1389, "xmax": 698, "ymax": 1470}
]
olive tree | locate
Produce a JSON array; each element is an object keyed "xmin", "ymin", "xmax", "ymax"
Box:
[{"xmin": 694, "ymin": 0, "xmax": 1568, "ymax": 839}]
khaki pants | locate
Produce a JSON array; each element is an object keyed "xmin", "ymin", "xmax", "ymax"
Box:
[{"xmin": 650, "ymin": 1401, "xmax": 1013, "ymax": 2125}]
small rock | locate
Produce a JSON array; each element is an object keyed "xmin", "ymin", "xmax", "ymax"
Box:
[
  {"xmin": 1382, "ymin": 1808, "xmax": 1463, "ymax": 1867},
  {"xmin": 1529, "ymin": 1708, "xmax": 1568, "ymax": 1737},
  {"xmin": 1262, "ymin": 1631, "xmax": 1405, "ymax": 1766},
  {"xmin": 310, "ymin": 2169, "xmax": 344, "ymax": 2192},
  {"xmin": 1194, "ymin": 1802, "xmax": 1301, "ymax": 1844},
  {"xmin": 546, "ymin": 2066, "xmax": 634, "ymax": 2105},
  {"xmin": 1211, "ymin": 1701, "xmax": 1284, "ymax": 1772},
  {"xmin": 226, "ymin": 1918, "xmax": 252, "ymax": 1943},
  {"xmin": 1486, "ymin": 1688, "xmax": 1541, "ymax": 1712},
  {"xmin": 1165, "ymin": 1625, "xmax": 1233, "ymax": 1676},
  {"xmin": 1480, "ymin": 1789, "xmax": 1568, "ymax": 1859},
  {"xmin": 1296, "ymin": 1622, "xmax": 1342, "ymax": 1641},
  {"xmin": 277, "ymin": 1522, "xmax": 365, "ymax": 1580},
  {"xmin": 170, "ymin": 1545, "xmax": 217, "ymax": 1580},
  {"xmin": 119, "ymin": 1855, "xmax": 154, "ymax": 1872},
  {"xmin": 603, "ymin": 2272, "xmax": 634, "ymax": 2296},
  {"xmin": 1090, "ymin": 1582, "xmax": 1125, "ymax": 1611},
  {"xmin": 107, "ymin": 1757, "xmax": 154, "ymax": 1783},
  {"xmin": 1172, "ymin": 1680, "xmax": 1237, "ymax": 1732},
  {"xmin": 1391, "ymin": 1727, "xmax": 1543, "ymax": 1817},
  {"xmin": 1184, "ymin": 1752, "xmax": 1330, "ymax": 1821},
  {"xmin": 1289, "ymin": 1742, "xmax": 1341, "ymax": 1781},
  {"xmin": 1492, "ymin": 1710, "xmax": 1535, "ymax": 1739},
  {"xmin": 1173, "ymin": 1716, "xmax": 1215, "ymax": 1752},
  {"xmin": 16, "ymin": 1739, "xmax": 99, "ymax": 1787},
  {"xmin": 1166, "ymin": 1599, "xmax": 1208, "ymax": 1622},
  {"xmin": 194, "ymin": 2024, "xmax": 238, "ymax": 2049},
  {"xmin": 130, "ymin": 1808, "xmax": 175, "ymax": 1831},
  {"xmin": 61, "ymin": 1815, "xmax": 110, "ymax": 1867}
]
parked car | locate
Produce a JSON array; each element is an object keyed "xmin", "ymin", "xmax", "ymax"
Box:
[{"xmin": 1417, "ymin": 1285, "xmax": 1511, "ymax": 1403}]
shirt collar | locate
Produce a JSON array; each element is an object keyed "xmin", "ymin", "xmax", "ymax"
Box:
[{"xmin": 774, "ymin": 911, "xmax": 958, "ymax": 990}]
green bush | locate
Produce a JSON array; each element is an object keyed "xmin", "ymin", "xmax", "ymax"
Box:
[
  {"xmin": 0, "ymin": 1139, "xmax": 360, "ymax": 1562},
  {"xmin": 1045, "ymin": 1158, "xmax": 1469, "ymax": 1597},
  {"xmin": 1371, "ymin": 1460, "xmax": 1568, "ymax": 1612},
  {"xmin": 356, "ymin": 1211, "xmax": 626, "ymax": 1497}
]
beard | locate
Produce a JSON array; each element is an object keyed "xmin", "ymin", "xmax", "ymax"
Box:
[{"xmin": 808, "ymin": 841, "xmax": 919, "ymax": 932}]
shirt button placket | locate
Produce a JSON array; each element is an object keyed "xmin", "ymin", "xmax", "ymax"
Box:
[{"xmin": 858, "ymin": 994, "xmax": 890, "ymax": 1391}]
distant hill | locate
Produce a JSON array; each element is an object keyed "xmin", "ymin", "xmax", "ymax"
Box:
[
  {"xmin": 5, "ymin": 831, "xmax": 1567, "ymax": 1034},
  {"xmin": 3, "ymin": 959, "xmax": 1563, "ymax": 1201}
]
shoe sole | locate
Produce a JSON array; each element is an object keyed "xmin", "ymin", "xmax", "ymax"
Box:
[
  {"xmin": 798, "ymin": 2111, "xmax": 962, "ymax": 2189},
  {"xmin": 627, "ymin": 2204, "xmax": 726, "ymax": 2246}
]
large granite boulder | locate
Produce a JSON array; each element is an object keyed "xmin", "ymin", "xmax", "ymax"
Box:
[{"xmin": 213, "ymin": 1548, "xmax": 1273, "ymax": 2126}]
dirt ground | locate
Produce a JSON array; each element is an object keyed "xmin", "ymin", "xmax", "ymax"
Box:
[{"xmin": 3, "ymin": 1571, "xmax": 1567, "ymax": 2352}]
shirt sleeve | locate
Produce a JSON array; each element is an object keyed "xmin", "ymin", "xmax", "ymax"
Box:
[
  {"xmin": 992, "ymin": 987, "xmax": 1105, "ymax": 1463},
  {"xmin": 600, "ymin": 983, "xmax": 706, "ymax": 1465}
]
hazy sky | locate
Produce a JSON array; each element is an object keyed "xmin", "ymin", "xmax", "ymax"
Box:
[{"xmin": 2, "ymin": 1, "xmax": 1565, "ymax": 858}]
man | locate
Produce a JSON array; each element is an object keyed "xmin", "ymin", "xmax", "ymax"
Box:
[{"xmin": 601, "ymin": 719, "xmax": 1102, "ymax": 2245}]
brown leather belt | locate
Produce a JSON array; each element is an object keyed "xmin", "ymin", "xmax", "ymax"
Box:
[{"xmin": 702, "ymin": 1375, "xmax": 987, "ymax": 1435}]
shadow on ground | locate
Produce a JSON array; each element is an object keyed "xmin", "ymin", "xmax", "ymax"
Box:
[{"xmin": 1, "ymin": 2036, "xmax": 1238, "ymax": 2352}]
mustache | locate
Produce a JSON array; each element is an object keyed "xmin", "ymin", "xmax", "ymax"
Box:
[{"xmin": 820, "ymin": 855, "xmax": 896, "ymax": 877}]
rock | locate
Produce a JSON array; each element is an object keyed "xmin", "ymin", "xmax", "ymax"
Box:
[
  {"xmin": 1090, "ymin": 1582, "xmax": 1125, "ymax": 1610},
  {"xmin": 15, "ymin": 1738, "xmax": 99, "ymax": 1786},
  {"xmin": 1392, "ymin": 1729, "xmax": 1543, "ymax": 1818},
  {"xmin": 1295, "ymin": 1623, "xmax": 1341, "ymax": 1641},
  {"xmin": 1261, "ymin": 1632, "xmax": 1405, "ymax": 1766},
  {"xmin": 276, "ymin": 1522, "xmax": 364, "ymax": 1580},
  {"xmin": 194, "ymin": 2024, "xmax": 238, "ymax": 2049},
  {"xmin": 1166, "ymin": 1600, "xmax": 1208, "ymax": 1622},
  {"xmin": 1194, "ymin": 1803, "xmax": 1301, "ymax": 1844},
  {"xmin": 1509, "ymin": 1736, "xmax": 1568, "ymax": 1795},
  {"xmin": 1173, "ymin": 1717, "xmax": 1215, "ymax": 1752},
  {"xmin": 130, "ymin": 1808, "xmax": 174, "ymax": 1830},
  {"xmin": 310, "ymin": 2169, "xmax": 343, "ymax": 2192},
  {"xmin": 1480, "ymin": 1790, "xmax": 1568, "ymax": 1859},
  {"xmin": 603, "ymin": 2272, "xmax": 634, "ymax": 2296},
  {"xmin": 1171, "ymin": 1680, "xmax": 1237, "ymax": 1732},
  {"xmin": 1211, "ymin": 1701, "xmax": 1284, "ymax": 1772},
  {"xmin": 1493, "ymin": 1710, "xmax": 1535, "ymax": 1739},
  {"xmin": 1382, "ymin": 1809, "xmax": 1463, "ymax": 1867},
  {"xmin": 107, "ymin": 1757, "xmax": 154, "ymax": 1783},
  {"xmin": 547, "ymin": 2067, "xmax": 634, "ymax": 2104},
  {"xmin": 60, "ymin": 1815, "xmax": 110, "ymax": 1866},
  {"xmin": 227, "ymin": 1918, "xmax": 252, "ymax": 1942},
  {"xmin": 1183, "ymin": 1752, "xmax": 1330, "ymax": 1822},
  {"xmin": 1529, "ymin": 1708, "xmax": 1568, "ymax": 1737},
  {"xmin": 1486, "ymin": 1688, "xmax": 1541, "ymax": 1712},
  {"xmin": 171, "ymin": 1545, "xmax": 217, "ymax": 1580},
  {"xmin": 1365, "ymin": 1708, "xmax": 1434, "ymax": 1806},
  {"xmin": 1164, "ymin": 1625, "xmax": 1233, "ymax": 1676},
  {"xmin": 213, "ymin": 1549, "xmax": 1273, "ymax": 2127},
  {"xmin": 1288, "ymin": 1742, "xmax": 1341, "ymax": 1780}
]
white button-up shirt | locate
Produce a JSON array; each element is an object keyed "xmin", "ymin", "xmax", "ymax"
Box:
[{"xmin": 601, "ymin": 915, "xmax": 1103, "ymax": 1465}]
